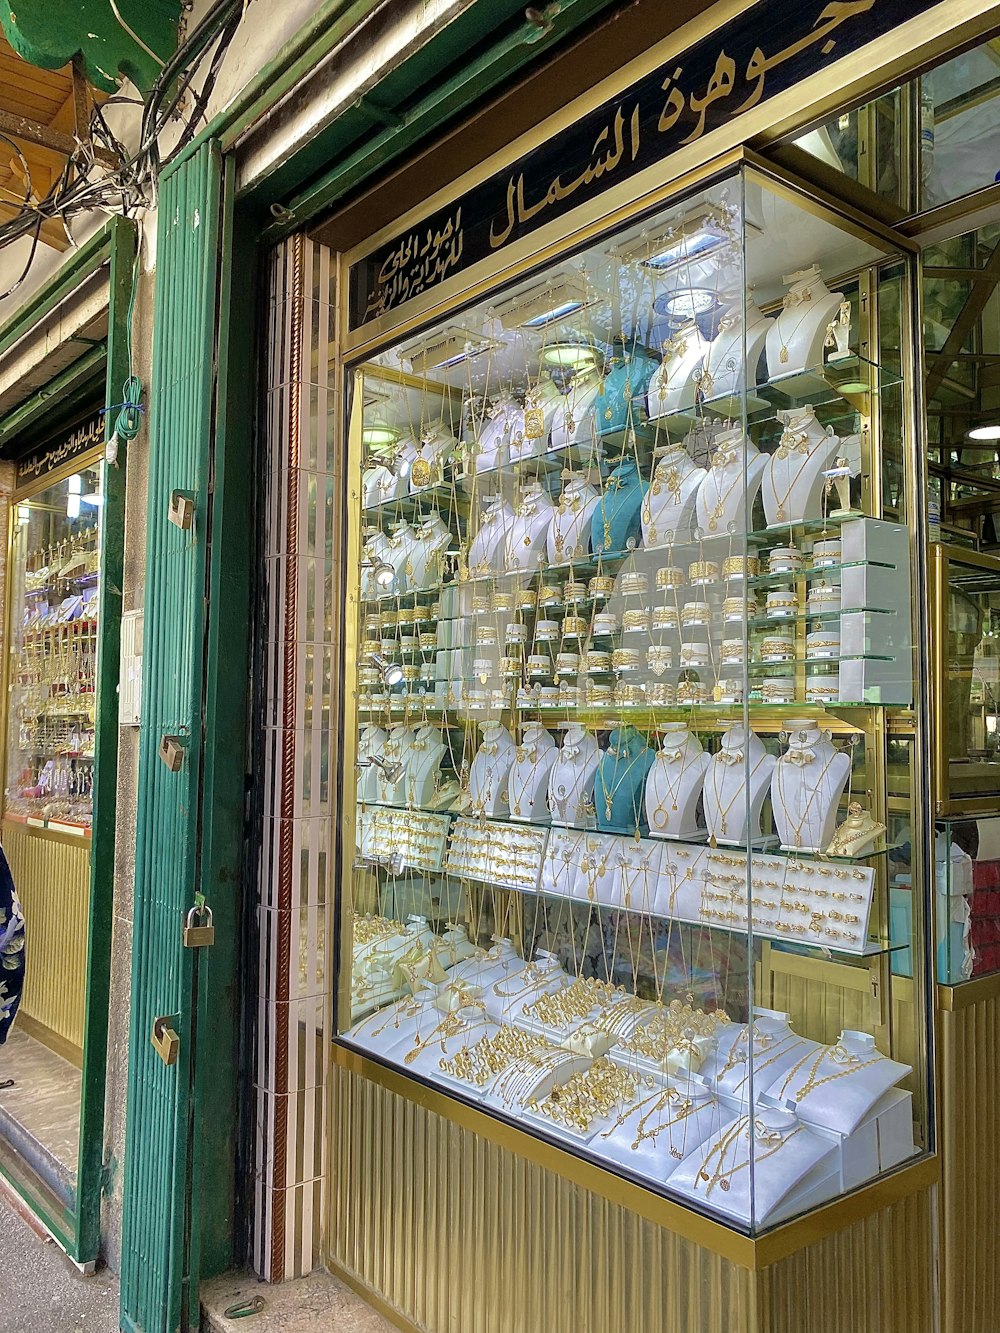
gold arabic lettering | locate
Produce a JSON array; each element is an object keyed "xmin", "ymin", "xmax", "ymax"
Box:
[{"xmin": 366, "ymin": 208, "xmax": 464, "ymax": 317}]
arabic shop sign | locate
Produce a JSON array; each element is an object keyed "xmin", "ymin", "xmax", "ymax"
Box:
[
  {"xmin": 16, "ymin": 419, "xmax": 104, "ymax": 486},
  {"xmin": 350, "ymin": 0, "xmax": 936, "ymax": 329}
]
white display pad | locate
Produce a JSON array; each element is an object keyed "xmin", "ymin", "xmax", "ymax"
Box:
[
  {"xmin": 669, "ymin": 1108, "xmax": 839, "ymax": 1224},
  {"xmin": 761, "ymin": 1030, "xmax": 912, "ymax": 1135},
  {"xmin": 473, "ymin": 397, "xmax": 520, "ymax": 473},
  {"xmin": 595, "ymin": 1078, "xmax": 721, "ymax": 1179},
  {"xmin": 700, "ymin": 1016, "xmax": 820, "ymax": 1106},
  {"xmin": 358, "ymin": 805, "xmax": 451, "ymax": 873},
  {"xmin": 549, "ymin": 370, "xmax": 603, "ymax": 458},
  {"xmin": 444, "ymin": 816, "xmax": 547, "ymax": 890}
]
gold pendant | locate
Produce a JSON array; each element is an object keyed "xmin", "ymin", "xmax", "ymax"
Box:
[
  {"xmin": 779, "ymin": 346, "xmax": 789, "ymax": 364},
  {"xmin": 709, "ymin": 835, "xmax": 717, "ymax": 848},
  {"xmin": 525, "ymin": 407, "xmax": 544, "ymax": 439},
  {"xmin": 605, "ymin": 407, "xmax": 613, "ymax": 421},
  {"xmin": 775, "ymin": 505, "xmax": 785, "ymax": 521},
  {"xmin": 708, "ymin": 519, "xmax": 718, "ymax": 532}
]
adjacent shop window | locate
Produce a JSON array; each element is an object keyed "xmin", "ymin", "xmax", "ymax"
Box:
[
  {"xmin": 341, "ymin": 162, "xmax": 927, "ymax": 1234},
  {"xmin": 3, "ymin": 464, "xmax": 103, "ymax": 835},
  {"xmin": 792, "ymin": 90, "xmax": 907, "ymax": 209},
  {"xmin": 921, "ymin": 44, "xmax": 1000, "ymax": 209}
]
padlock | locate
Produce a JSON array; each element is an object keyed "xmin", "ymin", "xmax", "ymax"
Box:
[
  {"xmin": 151, "ymin": 1015, "xmax": 180, "ymax": 1066},
  {"xmin": 183, "ymin": 904, "xmax": 215, "ymax": 949}
]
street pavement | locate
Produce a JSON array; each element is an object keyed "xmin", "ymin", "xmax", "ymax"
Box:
[{"xmin": 0, "ymin": 1195, "xmax": 118, "ymax": 1333}]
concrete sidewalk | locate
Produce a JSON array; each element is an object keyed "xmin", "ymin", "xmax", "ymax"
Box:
[{"xmin": 0, "ymin": 1190, "xmax": 118, "ymax": 1333}]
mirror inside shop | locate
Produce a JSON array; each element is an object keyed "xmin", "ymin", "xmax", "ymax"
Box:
[
  {"xmin": 3, "ymin": 466, "xmax": 103, "ymax": 836},
  {"xmin": 345, "ymin": 167, "xmax": 924, "ymax": 1231}
]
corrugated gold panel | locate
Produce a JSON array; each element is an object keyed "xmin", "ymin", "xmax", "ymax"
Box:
[
  {"xmin": 759, "ymin": 1189, "xmax": 935, "ymax": 1333},
  {"xmin": 329, "ymin": 1065, "xmax": 759, "ymax": 1333},
  {"xmin": 939, "ymin": 990, "xmax": 1000, "ymax": 1333},
  {"xmin": 3, "ymin": 824, "xmax": 90, "ymax": 1055}
]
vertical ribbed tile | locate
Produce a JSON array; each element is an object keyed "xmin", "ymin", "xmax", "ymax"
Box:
[{"xmin": 253, "ymin": 234, "xmax": 336, "ymax": 1282}]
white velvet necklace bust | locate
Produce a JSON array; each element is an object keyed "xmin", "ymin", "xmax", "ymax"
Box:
[
  {"xmin": 404, "ymin": 724, "xmax": 447, "ymax": 807},
  {"xmin": 507, "ymin": 723, "xmax": 559, "ymax": 822},
  {"xmin": 694, "ymin": 427, "xmax": 767, "ymax": 537},
  {"xmin": 770, "ymin": 722, "xmax": 851, "ymax": 852},
  {"xmin": 765, "ymin": 265, "xmax": 845, "ymax": 377},
  {"xmin": 467, "ymin": 497, "xmax": 516, "ymax": 576},
  {"xmin": 641, "ymin": 444, "xmax": 706, "ymax": 547},
  {"xmin": 466, "ymin": 722, "xmax": 517, "ymax": 817},
  {"xmin": 702, "ymin": 294, "xmax": 773, "ymax": 399},
  {"xmin": 647, "ymin": 322, "xmax": 710, "ymax": 418},
  {"xmin": 761, "ymin": 405, "xmax": 840, "ymax": 527},
  {"xmin": 547, "ymin": 474, "xmax": 602, "ymax": 562},
  {"xmin": 504, "ymin": 483, "xmax": 556, "ymax": 573},
  {"xmin": 547, "ymin": 725, "xmax": 600, "ymax": 829},
  {"xmin": 645, "ymin": 725, "xmax": 710, "ymax": 840},
  {"xmin": 702, "ymin": 725, "xmax": 776, "ymax": 847}
]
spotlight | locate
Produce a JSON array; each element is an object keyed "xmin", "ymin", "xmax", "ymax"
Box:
[
  {"xmin": 362, "ymin": 557, "xmax": 395, "ymax": 589},
  {"xmin": 367, "ymin": 651, "xmax": 404, "ymax": 688}
]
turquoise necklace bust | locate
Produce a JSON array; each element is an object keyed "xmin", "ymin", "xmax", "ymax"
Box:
[
  {"xmin": 596, "ymin": 339, "xmax": 659, "ymax": 443},
  {"xmin": 595, "ymin": 727, "xmax": 656, "ymax": 834},
  {"xmin": 590, "ymin": 457, "xmax": 649, "ymax": 555}
]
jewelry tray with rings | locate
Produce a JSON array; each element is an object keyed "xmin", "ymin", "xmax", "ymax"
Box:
[{"xmin": 359, "ymin": 806, "xmax": 452, "ymax": 872}]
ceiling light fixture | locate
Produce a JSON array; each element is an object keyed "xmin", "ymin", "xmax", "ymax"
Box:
[
  {"xmin": 494, "ymin": 272, "xmax": 600, "ymax": 331},
  {"xmin": 968, "ymin": 425, "xmax": 1000, "ymax": 441}
]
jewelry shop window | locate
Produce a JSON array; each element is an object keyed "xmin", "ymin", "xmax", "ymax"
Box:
[{"xmin": 341, "ymin": 162, "xmax": 929, "ymax": 1235}]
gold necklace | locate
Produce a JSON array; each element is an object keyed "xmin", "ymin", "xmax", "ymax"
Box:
[
  {"xmin": 775, "ymin": 747, "xmax": 841, "ymax": 849},
  {"xmin": 651, "ymin": 741, "xmax": 700, "ymax": 831},
  {"xmin": 709, "ymin": 750, "xmax": 769, "ymax": 841},
  {"xmin": 701, "ymin": 453, "xmax": 746, "ymax": 532},
  {"xmin": 600, "ymin": 1086, "xmax": 701, "ymax": 1154},
  {"xmin": 777, "ymin": 287, "xmax": 816, "ymax": 364},
  {"xmin": 775, "ymin": 1042, "xmax": 884, "ymax": 1103},
  {"xmin": 698, "ymin": 1117, "xmax": 803, "ymax": 1194}
]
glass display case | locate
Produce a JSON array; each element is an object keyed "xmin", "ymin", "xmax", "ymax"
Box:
[
  {"xmin": 930, "ymin": 545, "xmax": 1000, "ymax": 815},
  {"xmin": 935, "ymin": 815, "xmax": 1000, "ymax": 983},
  {"xmin": 3, "ymin": 461, "xmax": 104, "ymax": 836},
  {"xmin": 339, "ymin": 161, "xmax": 928, "ymax": 1234}
]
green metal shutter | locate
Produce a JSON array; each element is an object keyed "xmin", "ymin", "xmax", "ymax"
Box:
[{"xmin": 120, "ymin": 140, "xmax": 224, "ymax": 1333}]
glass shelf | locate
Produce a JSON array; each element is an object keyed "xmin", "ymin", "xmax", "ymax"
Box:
[{"xmin": 746, "ymin": 559, "xmax": 893, "ymax": 591}]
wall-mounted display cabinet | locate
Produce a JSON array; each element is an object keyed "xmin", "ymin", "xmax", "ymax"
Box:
[{"xmin": 338, "ymin": 159, "xmax": 929, "ymax": 1237}]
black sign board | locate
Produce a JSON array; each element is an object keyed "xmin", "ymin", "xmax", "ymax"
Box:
[
  {"xmin": 350, "ymin": 0, "xmax": 936, "ymax": 329},
  {"xmin": 16, "ymin": 418, "xmax": 104, "ymax": 488}
]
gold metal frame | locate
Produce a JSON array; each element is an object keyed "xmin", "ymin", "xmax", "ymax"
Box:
[
  {"xmin": 331, "ymin": 149, "xmax": 934, "ymax": 1267},
  {"xmin": 929, "ymin": 542, "xmax": 1000, "ymax": 816}
]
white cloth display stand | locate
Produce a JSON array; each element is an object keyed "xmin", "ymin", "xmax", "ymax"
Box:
[
  {"xmin": 549, "ymin": 368, "xmax": 602, "ymax": 457},
  {"xmin": 362, "ymin": 462, "xmax": 404, "ymax": 508},
  {"xmin": 408, "ymin": 514, "xmax": 452, "ymax": 589},
  {"xmin": 474, "ymin": 398, "xmax": 519, "ymax": 474},
  {"xmin": 546, "ymin": 476, "xmax": 602, "ymax": 562},
  {"xmin": 547, "ymin": 726, "xmax": 600, "ymax": 828},
  {"xmin": 762, "ymin": 1029, "xmax": 911, "ymax": 1135},
  {"xmin": 761, "ymin": 406, "xmax": 840, "ymax": 527},
  {"xmin": 384, "ymin": 523, "xmax": 419, "ymax": 592},
  {"xmin": 694, "ymin": 428, "xmax": 767, "ymax": 537},
  {"xmin": 467, "ymin": 722, "xmax": 517, "ymax": 816},
  {"xmin": 641, "ymin": 445, "xmax": 706, "ymax": 547},
  {"xmin": 481, "ymin": 950, "xmax": 568, "ymax": 1022},
  {"xmin": 597, "ymin": 1077, "xmax": 720, "ymax": 1181},
  {"xmin": 765, "ymin": 266, "xmax": 845, "ymax": 377},
  {"xmin": 670, "ymin": 1107, "xmax": 836, "ymax": 1224},
  {"xmin": 504, "ymin": 484, "xmax": 556, "ymax": 572},
  {"xmin": 445, "ymin": 937, "xmax": 524, "ymax": 991},
  {"xmin": 644, "ymin": 725, "xmax": 710, "ymax": 840},
  {"xmin": 467, "ymin": 498, "xmax": 516, "ymax": 576},
  {"xmin": 358, "ymin": 724, "xmax": 388, "ymax": 803},
  {"xmin": 404, "ymin": 724, "xmax": 447, "ymax": 807},
  {"xmin": 702, "ymin": 725, "xmax": 777, "ymax": 846},
  {"xmin": 770, "ymin": 723, "xmax": 851, "ymax": 852},
  {"xmin": 702, "ymin": 296, "xmax": 773, "ymax": 400},
  {"xmin": 647, "ymin": 323, "xmax": 710, "ymax": 418},
  {"xmin": 507, "ymin": 724, "xmax": 559, "ymax": 821},
  {"xmin": 701, "ymin": 1014, "xmax": 818, "ymax": 1103}
]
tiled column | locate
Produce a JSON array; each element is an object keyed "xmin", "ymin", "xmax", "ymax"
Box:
[{"xmin": 253, "ymin": 235, "xmax": 337, "ymax": 1281}]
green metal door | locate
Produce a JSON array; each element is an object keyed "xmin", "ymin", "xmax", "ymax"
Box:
[{"xmin": 119, "ymin": 140, "xmax": 225, "ymax": 1333}]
